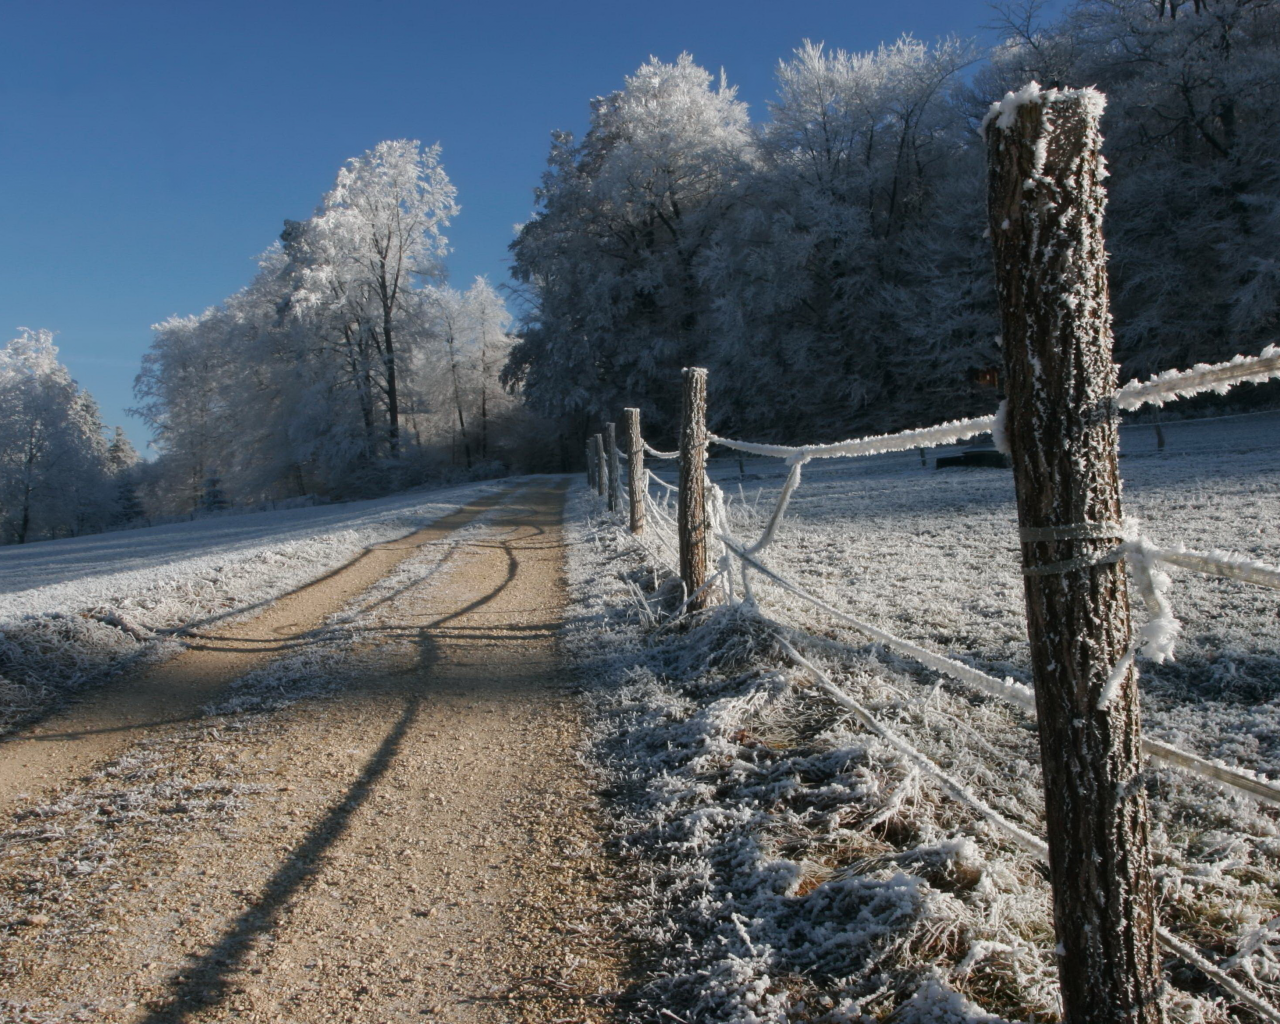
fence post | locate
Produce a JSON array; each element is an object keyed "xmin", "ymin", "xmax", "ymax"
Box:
[
  {"xmin": 678, "ymin": 367, "xmax": 709, "ymax": 610},
  {"xmin": 585, "ymin": 441, "xmax": 595, "ymax": 489},
  {"xmin": 606, "ymin": 422, "xmax": 621, "ymax": 513},
  {"xmin": 594, "ymin": 433, "xmax": 607, "ymax": 498},
  {"xmin": 625, "ymin": 407, "xmax": 644, "ymax": 535},
  {"xmin": 987, "ymin": 87, "xmax": 1162, "ymax": 1024}
]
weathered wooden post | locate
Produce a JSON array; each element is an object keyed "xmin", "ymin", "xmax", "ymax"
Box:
[
  {"xmin": 594, "ymin": 433, "xmax": 607, "ymax": 498},
  {"xmin": 585, "ymin": 441, "xmax": 595, "ymax": 489},
  {"xmin": 606, "ymin": 422, "xmax": 621, "ymax": 513},
  {"xmin": 625, "ymin": 408, "xmax": 644, "ymax": 535},
  {"xmin": 987, "ymin": 85, "xmax": 1163, "ymax": 1023},
  {"xmin": 678, "ymin": 368, "xmax": 709, "ymax": 610}
]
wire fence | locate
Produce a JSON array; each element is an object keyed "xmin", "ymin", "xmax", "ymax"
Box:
[{"xmin": 583, "ymin": 344, "xmax": 1280, "ymax": 1021}]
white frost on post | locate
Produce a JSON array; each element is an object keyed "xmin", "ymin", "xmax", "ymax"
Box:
[
  {"xmin": 1124, "ymin": 537, "xmax": 1181, "ymax": 666},
  {"xmin": 981, "ymin": 81, "xmax": 1106, "ymax": 139}
]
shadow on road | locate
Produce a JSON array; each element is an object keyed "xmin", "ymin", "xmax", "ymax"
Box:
[{"xmin": 136, "ymin": 492, "xmax": 546, "ymax": 1023}]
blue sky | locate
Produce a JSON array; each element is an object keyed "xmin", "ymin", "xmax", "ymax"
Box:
[{"xmin": 1, "ymin": 1, "xmax": 1056, "ymax": 450}]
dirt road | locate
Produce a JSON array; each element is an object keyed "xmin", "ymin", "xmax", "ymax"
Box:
[{"xmin": 0, "ymin": 480, "xmax": 628, "ymax": 1023}]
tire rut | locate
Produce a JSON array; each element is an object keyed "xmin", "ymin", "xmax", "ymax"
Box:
[{"xmin": 1, "ymin": 480, "xmax": 629, "ymax": 1024}]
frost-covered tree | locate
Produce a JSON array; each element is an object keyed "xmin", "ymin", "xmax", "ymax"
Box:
[
  {"xmin": 702, "ymin": 36, "xmax": 987, "ymax": 439},
  {"xmin": 507, "ymin": 54, "xmax": 755, "ymax": 437},
  {"xmin": 467, "ymin": 276, "xmax": 518, "ymax": 461},
  {"xmin": 296, "ymin": 140, "xmax": 458, "ymax": 455},
  {"xmin": 0, "ymin": 330, "xmax": 113, "ymax": 543},
  {"xmin": 420, "ymin": 277, "xmax": 521, "ymax": 468},
  {"xmin": 133, "ymin": 309, "xmax": 235, "ymax": 514},
  {"xmin": 133, "ymin": 141, "xmax": 544, "ymax": 508},
  {"xmin": 106, "ymin": 426, "xmax": 139, "ymax": 472}
]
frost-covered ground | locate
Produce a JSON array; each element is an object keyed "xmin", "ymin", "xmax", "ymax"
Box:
[
  {"xmin": 567, "ymin": 410, "xmax": 1280, "ymax": 1023},
  {"xmin": 0, "ymin": 479, "xmax": 509, "ymax": 732}
]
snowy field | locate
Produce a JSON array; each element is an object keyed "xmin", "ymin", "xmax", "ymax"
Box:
[
  {"xmin": 0, "ymin": 478, "xmax": 512, "ymax": 732},
  {"xmin": 571, "ymin": 409, "xmax": 1280, "ymax": 1023},
  {"xmin": 0, "ymin": 480, "xmax": 513, "ymax": 615},
  {"xmin": 697, "ymin": 410, "xmax": 1280, "ymax": 773}
]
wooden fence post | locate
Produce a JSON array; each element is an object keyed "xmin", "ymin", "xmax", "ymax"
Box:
[
  {"xmin": 606, "ymin": 422, "xmax": 621, "ymax": 513},
  {"xmin": 625, "ymin": 407, "xmax": 644, "ymax": 535},
  {"xmin": 678, "ymin": 368, "xmax": 709, "ymax": 610},
  {"xmin": 594, "ymin": 433, "xmax": 607, "ymax": 498},
  {"xmin": 585, "ymin": 441, "xmax": 595, "ymax": 489},
  {"xmin": 987, "ymin": 87, "xmax": 1163, "ymax": 1024}
]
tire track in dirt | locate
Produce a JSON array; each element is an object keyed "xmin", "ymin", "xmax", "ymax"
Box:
[
  {"xmin": 1, "ymin": 480, "xmax": 632, "ymax": 1023},
  {"xmin": 0, "ymin": 487, "xmax": 514, "ymax": 814}
]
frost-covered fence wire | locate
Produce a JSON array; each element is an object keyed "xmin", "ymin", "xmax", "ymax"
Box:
[
  {"xmin": 705, "ymin": 344, "xmax": 1280, "ymax": 587},
  {"xmin": 1150, "ymin": 546, "xmax": 1280, "ymax": 591},
  {"xmin": 720, "ymin": 534, "xmax": 1280, "ymax": 809},
  {"xmin": 709, "ymin": 413, "xmax": 998, "ymax": 464},
  {"xmin": 1116, "ymin": 344, "xmax": 1280, "ymax": 411}
]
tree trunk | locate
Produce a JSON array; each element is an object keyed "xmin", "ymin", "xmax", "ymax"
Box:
[
  {"xmin": 383, "ymin": 306, "xmax": 399, "ymax": 457},
  {"xmin": 447, "ymin": 338, "xmax": 471, "ymax": 470},
  {"xmin": 626, "ymin": 407, "xmax": 644, "ymax": 535},
  {"xmin": 987, "ymin": 87, "xmax": 1164, "ymax": 1024},
  {"xmin": 18, "ymin": 483, "xmax": 31, "ymax": 544},
  {"xmin": 678, "ymin": 368, "xmax": 709, "ymax": 610}
]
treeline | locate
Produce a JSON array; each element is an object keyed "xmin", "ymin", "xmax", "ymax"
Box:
[
  {"xmin": 505, "ymin": 0, "xmax": 1280, "ymax": 445},
  {"xmin": 0, "ymin": 330, "xmax": 140, "ymax": 544},
  {"xmin": 132, "ymin": 139, "xmax": 550, "ymax": 517},
  {"xmin": 3, "ymin": 140, "xmax": 551, "ymax": 544}
]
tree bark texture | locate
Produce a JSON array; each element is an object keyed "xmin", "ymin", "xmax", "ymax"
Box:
[
  {"xmin": 678, "ymin": 368, "xmax": 709, "ymax": 611},
  {"xmin": 987, "ymin": 87, "xmax": 1164, "ymax": 1024},
  {"xmin": 625, "ymin": 407, "xmax": 644, "ymax": 535},
  {"xmin": 606, "ymin": 422, "xmax": 621, "ymax": 513},
  {"xmin": 383, "ymin": 306, "xmax": 399, "ymax": 455},
  {"xmin": 594, "ymin": 433, "xmax": 607, "ymax": 498}
]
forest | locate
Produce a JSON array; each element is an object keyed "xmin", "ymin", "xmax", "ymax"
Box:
[
  {"xmin": 3, "ymin": 0, "xmax": 1278, "ymax": 543},
  {"xmin": 507, "ymin": 0, "xmax": 1280, "ymax": 444}
]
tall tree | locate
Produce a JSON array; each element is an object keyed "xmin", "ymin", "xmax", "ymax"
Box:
[
  {"xmin": 307, "ymin": 140, "xmax": 458, "ymax": 455},
  {"xmin": 0, "ymin": 330, "xmax": 112, "ymax": 543},
  {"xmin": 507, "ymin": 54, "xmax": 754, "ymax": 436}
]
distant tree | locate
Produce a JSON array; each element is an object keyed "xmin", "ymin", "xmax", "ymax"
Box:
[
  {"xmin": 0, "ymin": 330, "xmax": 112, "ymax": 543},
  {"xmin": 106, "ymin": 426, "xmax": 139, "ymax": 472},
  {"xmin": 133, "ymin": 311, "xmax": 232, "ymax": 515},
  {"xmin": 978, "ymin": 0, "xmax": 1280, "ymax": 378},
  {"xmin": 105, "ymin": 426, "xmax": 146, "ymax": 527},
  {"xmin": 703, "ymin": 36, "xmax": 986, "ymax": 438},
  {"xmin": 421, "ymin": 277, "xmax": 520, "ymax": 468},
  {"xmin": 467, "ymin": 277, "xmax": 517, "ymax": 461},
  {"xmin": 508, "ymin": 10, "xmax": 1280, "ymax": 441},
  {"xmin": 299, "ymin": 140, "xmax": 458, "ymax": 455}
]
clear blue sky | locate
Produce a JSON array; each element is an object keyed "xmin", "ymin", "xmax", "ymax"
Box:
[{"xmin": 1, "ymin": 0, "xmax": 1053, "ymax": 451}]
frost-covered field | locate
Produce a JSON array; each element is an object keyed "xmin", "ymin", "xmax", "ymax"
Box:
[
  {"xmin": 0, "ymin": 479, "xmax": 508, "ymax": 732},
  {"xmin": 568, "ymin": 410, "xmax": 1280, "ymax": 1023},
  {"xmin": 704, "ymin": 410, "xmax": 1280, "ymax": 774}
]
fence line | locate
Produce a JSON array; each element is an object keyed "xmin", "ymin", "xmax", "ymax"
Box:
[
  {"xmin": 595, "ymin": 345, "xmax": 1280, "ymax": 806},
  {"xmin": 582, "ymin": 342, "xmax": 1280, "ymax": 1019}
]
